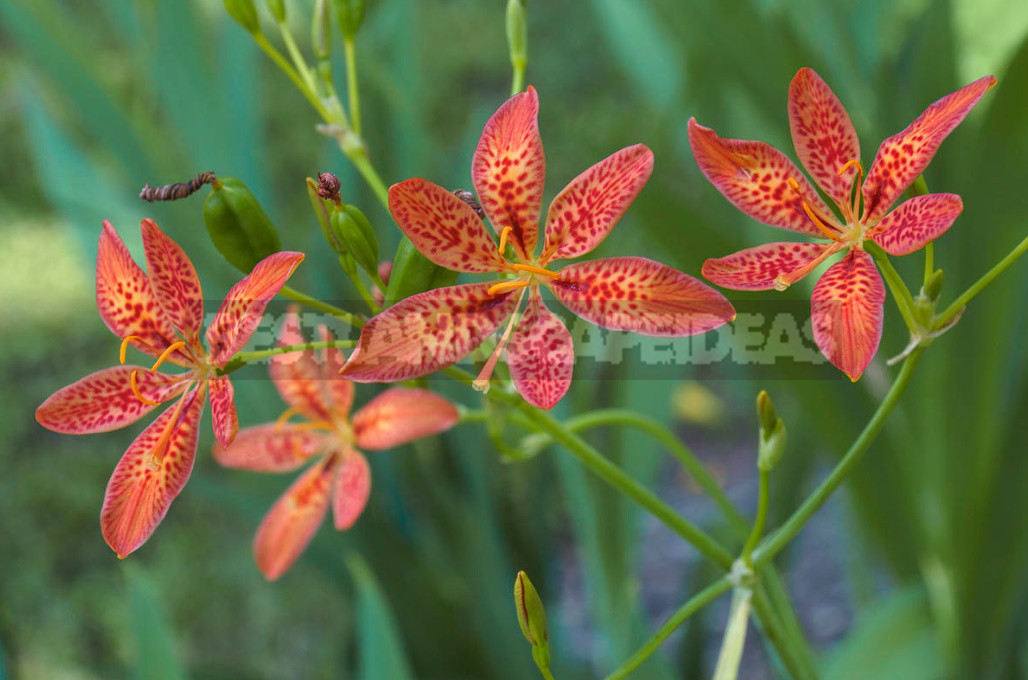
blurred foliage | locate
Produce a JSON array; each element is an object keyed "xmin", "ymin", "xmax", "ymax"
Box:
[{"xmin": 2, "ymin": 0, "xmax": 1028, "ymax": 679}]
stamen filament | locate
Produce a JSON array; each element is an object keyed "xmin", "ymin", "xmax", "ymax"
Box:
[
  {"xmin": 150, "ymin": 341, "xmax": 186, "ymax": 373},
  {"xmin": 275, "ymin": 406, "xmax": 301, "ymax": 430},
  {"xmin": 837, "ymin": 159, "xmax": 865, "ymax": 223},
  {"xmin": 129, "ymin": 369, "xmax": 162, "ymax": 406},
  {"xmin": 473, "ymin": 289, "xmax": 527, "ymax": 393},
  {"xmin": 487, "ymin": 280, "xmax": 531, "ymax": 296},
  {"xmin": 510, "ymin": 263, "xmax": 559, "ymax": 279},
  {"xmin": 786, "ymin": 178, "xmax": 841, "ymax": 241},
  {"xmin": 773, "ymin": 243, "xmax": 845, "ymax": 291},
  {"xmin": 119, "ymin": 335, "xmax": 145, "ymax": 364},
  {"xmin": 498, "ymin": 226, "xmax": 514, "ymax": 254}
]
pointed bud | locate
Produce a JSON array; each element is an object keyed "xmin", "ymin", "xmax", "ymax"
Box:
[
  {"xmin": 312, "ymin": 0, "xmax": 332, "ymax": 60},
  {"xmin": 266, "ymin": 0, "xmax": 286, "ymax": 22},
  {"xmin": 329, "ymin": 204, "xmax": 380, "ymax": 278},
  {"xmin": 332, "ymin": 0, "xmax": 366, "ymax": 39},
  {"xmin": 756, "ymin": 391, "xmax": 785, "ymax": 472},
  {"xmin": 223, "ymin": 0, "xmax": 261, "ymax": 34},
  {"xmin": 922, "ymin": 268, "xmax": 944, "ymax": 302},
  {"xmin": 506, "ymin": 0, "xmax": 527, "ymax": 73},
  {"xmin": 514, "ymin": 571, "xmax": 549, "ymax": 667},
  {"xmin": 202, "ymin": 177, "xmax": 282, "ymax": 273}
]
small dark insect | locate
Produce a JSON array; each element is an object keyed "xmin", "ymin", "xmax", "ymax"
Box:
[
  {"xmin": 453, "ymin": 189, "xmax": 486, "ymax": 220},
  {"xmin": 317, "ymin": 172, "xmax": 342, "ymax": 202},
  {"xmin": 139, "ymin": 171, "xmax": 216, "ymax": 202}
]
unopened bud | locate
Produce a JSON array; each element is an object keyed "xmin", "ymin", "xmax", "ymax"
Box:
[
  {"xmin": 202, "ymin": 176, "xmax": 282, "ymax": 273},
  {"xmin": 223, "ymin": 0, "xmax": 261, "ymax": 34},
  {"xmin": 266, "ymin": 0, "xmax": 286, "ymax": 22},
  {"xmin": 756, "ymin": 390, "xmax": 785, "ymax": 472},
  {"xmin": 312, "ymin": 0, "xmax": 332, "ymax": 60},
  {"xmin": 330, "ymin": 204, "xmax": 380, "ymax": 278},
  {"xmin": 922, "ymin": 268, "xmax": 944, "ymax": 302},
  {"xmin": 514, "ymin": 571, "xmax": 549, "ymax": 667},
  {"xmin": 333, "ymin": 0, "xmax": 366, "ymax": 39}
]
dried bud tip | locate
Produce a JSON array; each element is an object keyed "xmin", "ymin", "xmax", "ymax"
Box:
[{"xmin": 317, "ymin": 172, "xmax": 342, "ymax": 201}]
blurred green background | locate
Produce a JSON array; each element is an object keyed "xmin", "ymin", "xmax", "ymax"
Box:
[{"xmin": 3, "ymin": 0, "xmax": 1028, "ymax": 678}]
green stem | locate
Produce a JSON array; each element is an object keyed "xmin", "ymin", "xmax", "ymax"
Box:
[
  {"xmin": 443, "ymin": 367, "xmax": 735, "ymax": 570},
  {"xmin": 924, "ymin": 243, "xmax": 934, "ymax": 287},
  {"xmin": 231, "ymin": 339, "xmax": 356, "ymax": 365},
  {"xmin": 279, "ymin": 285, "xmax": 366, "ymax": 327},
  {"xmin": 538, "ymin": 666, "xmax": 556, "ymax": 680},
  {"xmin": 753, "ymin": 349, "xmax": 924, "ymax": 568},
  {"xmin": 741, "ymin": 469, "xmax": 769, "ymax": 565},
  {"xmin": 345, "ymin": 147, "xmax": 390, "ymax": 210},
  {"xmin": 277, "ymin": 20, "xmax": 319, "ymax": 94},
  {"xmin": 511, "ymin": 58, "xmax": 526, "ymax": 96},
  {"xmin": 752, "ymin": 589, "xmax": 817, "ymax": 680},
  {"xmin": 602, "ymin": 577, "xmax": 733, "ymax": 680},
  {"xmin": 253, "ymin": 34, "xmax": 332, "ymax": 120},
  {"xmin": 344, "ymin": 37, "xmax": 362, "ymax": 136},
  {"xmin": 866, "ymin": 243, "xmax": 919, "ymax": 332},
  {"xmin": 933, "ymin": 231, "xmax": 1028, "ymax": 328}
]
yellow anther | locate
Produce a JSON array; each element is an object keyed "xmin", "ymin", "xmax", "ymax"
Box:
[
  {"xmin": 487, "ymin": 280, "xmax": 531, "ymax": 296},
  {"xmin": 498, "ymin": 226, "xmax": 514, "ymax": 254},
  {"xmin": 119, "ymin": 335, "xmax": 145, "ymax": 364},
  {"xmin": 787, "ymin": 177, "xmax": 800, "ymax": 192},
  {"xmin": 149, "ymin": 341, "xmax": 186, "ymax": 373},
  {"xmin": 510, "ymin": 263, "xmax": 559, "ymax": 279},
  {"xmin": 129, "ymin": 369, "xmax": 162, "ymax": 407},
  {"xmin": 837, "ymin": 159, "xmax": 864, "ymax": 178},
  {"xmin": 275, "ymin": 406, "xmax": 301, "ymax": 431}
]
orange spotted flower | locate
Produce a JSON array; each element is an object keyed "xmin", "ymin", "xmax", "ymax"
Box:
[
  {"xmin": 690, "ymin": 68, "xmax": 996, "ymax": 380},
  {"xmin": 213, "ymin": 310, "xmax": 459, "ymax": 580},
  {"xmin": 341, "ymin": 86, "xmax": 735, "ymax": 408},
  {"xmin": 35, "ymin": 220, "xmax": 304, "ymax": 557}
]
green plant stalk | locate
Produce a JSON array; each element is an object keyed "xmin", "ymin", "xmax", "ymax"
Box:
[
  {"xmin": 741, "ymin": 469, "xmax": 769, "ymax": 565},
  {"xmin": 924, "ymin": 243, "xmax": 934, "ymax": 286},
  {"xmin": 231, "ymin": 339, "xmax": 356, "ymax": 365},
  {"xmin": 253, "ymin": 33, "xmax": 332, "ymax": 120},
  {"xmin": 277, "ymin": 19, "xmax": 319, "ymax": 94},
  {"xmin": 602, "ymin": 576, "xmax": 733, "ymax": 680},
  {"xmin": 713, "ymin": 588, "xmax": 754, "ymax": 680},
  {"xmin": 933, "ymin": 230, "xmax": 1028, "ymax": 328},
  {"xmin": 752, "ymin": 589, "xmax": 817, "ymax": 680},
  {"xmin": 753, "ymin": 348, "xmax": 924, "ymax": 568},
  {"xmin": 538, "ymin": 666, "xmax": 556, "ymax": 680},
  {"xmin": 866, "ymin": 243, "xmax": 919, "ymax": 332},
  {"xmin": 279, "ymin": 285, "xmax": 366, "ymax": 326},
  {"xmin": 344, "ymin": 37, "xmax": 362, "ymax": 136}
]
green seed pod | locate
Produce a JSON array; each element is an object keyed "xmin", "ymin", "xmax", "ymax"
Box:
[
  {"xmin": 329, "ymin": 205, "xmax": 379, "ymax": 278},
  {"xmin": 382, "ymin": 237, "xmax": 459, "ymax": 307},
  {"xmin": 514, "ymin": 571, "xmax": 548, "ymax": 649},
  {"xmin": 922, "ymin": 268, "xmax": 944, "ymax": 302},
  {"xmin": 223, "ymin": 0, "xmax": 261, "ymax": 34},
  {"xmin": 203, "ymin": 177, "xmax": 282, "ymax": 273},
  {"xmin": 266, "ymin": 0, "xmax": 286, "ymax": 22},
  {"xmin": 332, "ymin": 0, "xmax": 366, "ymax": 39}
]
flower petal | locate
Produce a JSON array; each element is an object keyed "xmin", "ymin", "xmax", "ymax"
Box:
[
  {"xmin": 212, "ymin": 423, "xmax": 329, "ymax": 472},
  {"xmin": 811, "ymin": 249, "xmax": 885, "ymax": 381},
  {"xmin": 100, "ymin": 387, "xmax": 205, "ymax": 557},
  {"xmin": 319, "ymin": 326, "xmax": 354, "ymax": 416},
  {"xmin": 352, "ymin": 387, "xmax": 459, "ymax": 450},
  {"xmin": 868, "ymin": 194, "xmax": 963, "ymax": 256},
  {"xmin": 702, "ymin": 242, "xmax": 831, "ymax": 291},
  {"xmin": 269, "ymin": 309, "xmax": 334, "ymax": 421},
  {"xmin": 788, "ymin": 67, "xmax": 861, "ymax": 209},
  {"xmin": 254, "ymin": 457, "xmax": 335, "ymax": 580},
  {"xmin": 208, "ymin": 375, "xmax": 239, "ymax": 448},
  {"xmin": 389, "ymin": 178, "xmax": 508, "ymax": 273},
  {"xmin": 140, "ymin": 218, "xmax": 204, "ymax": 346},
  {"xmin": 96, "ymin": 221, "xmax": 189, "ymax": 364},
  {"xmin": 341, "ymin": 283, "xmax": 519, "ymax": 382},
  {"xmin": 206, "ymin": 251, "xmax": 305, "ymax": 367},
  {"xmin": 541, "ymin": 144, "xmax": 654, "ymax": 262},
  {"xmin": 471, "ymin": 86, "xmax": 546, "ymax": 259},
  {"xmin": 688, "ymin": 119, "xmax": 839, "ymax": 238},
  {"xmin": 506, "ymin": 295, "xmax": 573, "ymax": 409},
  {"xmin": 36, "ymin": 366, "xmax": 190, "ymax": 434},
  {"xmin": 332, "ymin": 452, "xmax": 371, "ymax": 530},
  {"xmin": 552, "ymin": 257, "xmax": 736, "ymax": 336},
  {"xmin": 862, "ymin": 75, "xmax": 996, "ymax": 223}
]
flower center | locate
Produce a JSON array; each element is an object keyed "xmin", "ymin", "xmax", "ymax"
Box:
[
  {"xmin": 486, "ymin": 226, "xmax": 560, "ymax": 297},
  {"xmin": 120, "ymin": 336, "xmax": 189, "ymax": 406}
]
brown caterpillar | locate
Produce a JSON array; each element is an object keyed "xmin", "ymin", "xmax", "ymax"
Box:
[{"xmin": 139, "ymin": 171, "xmax": 216, "ymax": 202}]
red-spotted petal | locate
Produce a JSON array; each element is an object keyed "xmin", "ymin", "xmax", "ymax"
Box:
[
  {"xmin": 332, "ymin": 452, "xmax": 371, "ymax": 530},
  {"xmin": 212, "ymin": 423, "xmax": 329, "ymax": 472},
  {"xmin": 254, "ymin": 457, "xmax": 336, "ymax": 580},
  {"xmin": 140, "ymin": 219, "xmax": 204, "ymax": 346},
  {"xmin": 862, "ymin": 75, "xmax": 996, "ymax": 224},
  {"xmin": 208, "ymin": 375, "xmax": 238, "ymax": 448},
  {"xmin": 868, "ymin": 194, "xmax": 963, "ymax": 256},
  {"xmin": 36, "ymin": 366, "xmax": 190, "ymax": 434},
  {"xmin": 471, "ymin": 86, "xmax": 546, "ymax": 259},
  {"xmin": 541, "ymin": 144, "xmax": 654, "ymax": 262},
  {"xmin": 269, "ymin": 309, "xmax": 334, "ymax": 421},
  {"xmin": 341, "ymin": 283, "xmax": 519, "ymax": 382},
  {"xmin": 389, "ymin": 179, "xmax": 508, "ymax": 273},
  {"xmin": 352, "ymin": 387, "xmax": 459, "ymax": 450},
  {"xmin": 100, "ymin": 386, "xmax": 205, "ymax": 557},
  {"xmin": 810, "ymin": 249, "xmax": 885, "ymax": 381},
  {"xmin": 318, "ymin": 326, "xmax": 354, "ymax": 416},
  {"xmin": 506, "ymin": 295, "xmax": 573, "ymax": 409},
  {"xmin": 96, "ymin": 221, "xmax": 190, "ymax": 365},
  {"xmin": 702, "ymin": 242, "xmax": 831, "ymax": 291},
  {"xmin": 206, "ymin": 251, "xmax": 305, "ymax": 367},
  {"xmin": 552, "ymin": 257, "xmax": 736, "ymax": 336},
  {"xmin": 688, "ymin": 119, "xmax": 840, "ymax": 238},
  {"xmin": 788, "ymin": 68, "xmax": 862, "ymax": 210}
]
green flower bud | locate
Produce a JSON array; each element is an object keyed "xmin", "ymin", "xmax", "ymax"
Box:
[
  {"xmin": 332, "ymin": 0, "xmax": 366, "ymax": 39},
  {"xmin": 506, "ymin": 0, "xmax": 527, "ymax": 71},
  {"xmin": 922, "ymin": 268, "xmax": 944, "ymax": 302},
  {"xmin": 306, "ymin": 176, "xmax": 346, "ymax": 256},
  {"xmin": 312, "ymin": 0, "xmax": 332, "ymax": 61},
  {"xmin": 329, "ymin": 204, "xmax": 379, "ymax": 278},
  {"xmin": 202, "ymin": 177, "xmax": 282, "ymax": 273},
  {"xmin": 266, "ymin": 0, "xmax": 286, "ymax": 22},
  {"xmin": 514, "ymin": 571, "xmax": 548, "ymax": 656},
  {"xmin": 756, "ymin": 390, "xmax": 786, "ymax": 472},
  {"xmin": 223, "ymin": 0, "xmax": 261, "ymax": 34}
]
